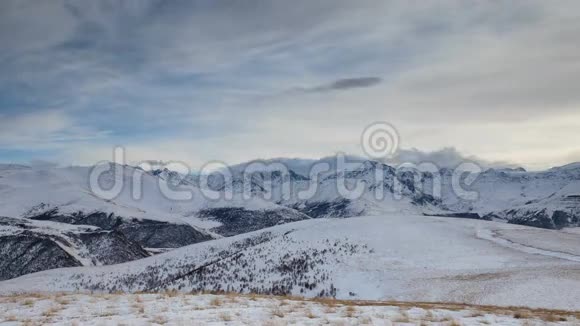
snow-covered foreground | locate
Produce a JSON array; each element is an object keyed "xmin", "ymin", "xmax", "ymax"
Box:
[
  {"xmin": 2, "ymin": 214, "xmax": 580, "ymax": 311},
  {"xmin": 1, "ymin": 292, "xmax": 578, "ymax": 325}
]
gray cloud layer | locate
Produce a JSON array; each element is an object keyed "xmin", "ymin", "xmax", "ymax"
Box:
[
  {"xmin": 0, "ymin": 1, "xmax": 579, "ymax": 169},
  {"xmin": 299, "ymin": 77, "xmax": 383, "ymax": 93},
  {"xmin": 386, "ymin": 148, "xmax": 519, "ymax": 170}
]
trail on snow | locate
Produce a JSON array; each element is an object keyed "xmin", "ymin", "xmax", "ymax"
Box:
[{"xmin": 477, "ymin": 228, "xmax": 580, "ymax": 263}]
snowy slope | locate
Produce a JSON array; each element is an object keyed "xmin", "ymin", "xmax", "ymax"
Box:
[
  {"xmin": 2, "ymin": 292, "xmax": 578, "ymax": 325},
  {"xmin": 3, "ymin": 214, "xmax": 580, "ymax": 310}
]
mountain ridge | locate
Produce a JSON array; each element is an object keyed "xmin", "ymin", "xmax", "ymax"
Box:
[{"xmin": 0, "ymin": 158, "xmax": 579, "ymax": 280}]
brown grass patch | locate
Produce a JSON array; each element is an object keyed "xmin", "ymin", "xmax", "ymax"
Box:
[
  {"xmin": 305, "ymin": 309, "xmax": 317, "ymax": 319},
  {"xmin": 42, "ymin": 305, "xmax": 62, "ymax": 318},
  {"xmin": 219, "ymin": 312, "xmax": 233, "ymax": 321},
  {"xmin": 22, "ymin": 320, "xmax": 37, "ymax": 326},
  {"xmin": 324, "ymin": 306, "xmax": 336, "ymax": 313},
  {"xmin": 55, "ymin": 297, "xmax": 70, "ymax": 305},
  {"xmin": 391, "ymin": 311, "xmax": 411, "ymax": 323},
  {"xmin": 210, "ymin": 296, "xmax": 223, "ymax": 307},
  {"xmin": 313, "ymin": 297, "xmax": 338, "ymax": 307},
  {"xmin": 271, "ymin": 307, "xmax": 285, "ymax": 318},
  {"xmin": 358, "ymin": 316, "xmax": 372, "ymax": 324},
  {"xmin": 133, "ymin": 303, "xmax": 145, "ymax": 314},
  {"xmin": 165, "ymin": 289, "xmax": 179, "ymax": 297},
  {"xmin": 513, "ymin": 310, "xmax": 533, "ymax": 319},
  {"xmin": 544, "ymin": 314, "xmax": 567, "ymax": 322},
  {"xmin": 5, "ymin": 315, "xmax": 18, "ymax": 322},
  {"xmin": 343, "ymin": 305, "xmax": 357, "ymax": 318},
  {"xmin": 151, "ymin": 315, "xmax": 168, "ymax": 324}
]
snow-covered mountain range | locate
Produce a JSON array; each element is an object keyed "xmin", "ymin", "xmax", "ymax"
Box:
[
  {"xmin": 433, "ymin": 163, "xmax": 580, "ymax": 228},
  {"xmin": 0, "ymin": 158, "xmax": 579, "ymax": 281}
]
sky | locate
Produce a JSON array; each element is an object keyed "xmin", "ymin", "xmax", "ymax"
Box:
[{"xmin": 1, "ymin": 0, "xmax": 579, "ymax": 171}]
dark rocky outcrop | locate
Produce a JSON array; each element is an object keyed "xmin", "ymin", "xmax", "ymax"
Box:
[
  {"xmin": 77, "ymin": 231, "xmax": 150, "ymax": 265},
  {"xmin": 0, "ymin": 216, "xmax": 152, "ymax": 280},
  {"xmin": 28, "ymin": 209, "xmax": 214, "ymax": 248},
  {"xmin": 198, "ymin": 207, "xmax": 309, "ymax": 237},
  {"xmin": 291, "ymin": 199, "xmax": 354, "ymax": 218},
  {"xmin": 117, "ymin": 219, "xmax": 213, "ymax": 248},
  {"xmin": 30, "ymin": 210, "xmax": 123, "ymax": 230},
  {"xmin": 506, "ymin": 209, "xmax": 579, "ymax": 229},
  {"xmin": 0, "ymin": 234, "xmax": 81, "ymax": 281},
  {"xmin": 425, "ymin": 212, "xmax": 491, "ymax": 221}
]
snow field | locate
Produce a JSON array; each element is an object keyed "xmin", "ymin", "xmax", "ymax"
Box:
[{"xmin": 1, "ymin": 292, "xmax": 578, "ymax": 325}]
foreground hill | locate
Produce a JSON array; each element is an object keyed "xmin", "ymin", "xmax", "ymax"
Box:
[
  {"xmin": 3, "ymin": 214, "xmax": 580, "ymax": 310},
  {"xmin": 1, "ymin": 292, "xmax": 578, "ymax": 325}
]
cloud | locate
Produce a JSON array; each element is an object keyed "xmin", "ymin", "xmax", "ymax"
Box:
[
  {"xmin": 0, "ymin": 110, "xmax": 109, "ymax": 149},
  {"xmin": 385, "ymin": 147, "xmax": 518, "ymax": 170},
  {"xmin": 296, "ymin": 77, "xmax": 382, "ymax": 93},
  {"xmin": 564, "ymin": 151, "xmax": 580, "ymax": 164},
  {"xmin": 28, "ymin": 159, "xmax": 59, "ymax": 169},
  {"xmin": 0, "ymin": 1, "xmax": 579, "ymax": 170}
]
